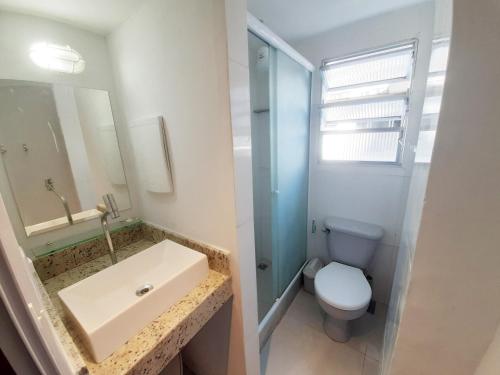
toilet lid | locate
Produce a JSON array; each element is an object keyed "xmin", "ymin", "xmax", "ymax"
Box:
[{"xmin": 315, "ymin": 262, "xmax": 372, "ymax": 311}]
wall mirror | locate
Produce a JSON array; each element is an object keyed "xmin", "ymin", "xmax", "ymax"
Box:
[{"xmin": 0, "ymin": 80, "xmax": 131, "ymax": 237}]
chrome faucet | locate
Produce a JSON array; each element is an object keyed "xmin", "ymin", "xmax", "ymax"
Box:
[
  {"xmin": 45, "ymin": 178, "xmax": 73, "ymax": 225},
  {"xmin": 97, "ymin": 194, "xmax": 120, "ymax": 265}
]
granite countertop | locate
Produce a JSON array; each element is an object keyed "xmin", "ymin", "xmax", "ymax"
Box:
[{"xmin": 40, "ymin": 237, "xmax": 232, "ymax": 375}]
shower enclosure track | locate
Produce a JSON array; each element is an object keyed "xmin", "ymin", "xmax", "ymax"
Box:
[{"xmin": 258, "ymin": 261, "xmax": 307, "ymax": 348}]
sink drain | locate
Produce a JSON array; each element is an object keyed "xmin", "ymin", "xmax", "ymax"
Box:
[{"xmin": 136, "ymin": 283, "xmax": 154, "ymax": 297}]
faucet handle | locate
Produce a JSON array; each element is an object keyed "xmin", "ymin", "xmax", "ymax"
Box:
[
  {"xmin": 96, "ymin": 203, "xmax": 107, "ymax": 214},
  {"xmin": 103, "ymin": 193, "xmax": 120, "ymax": 219}
]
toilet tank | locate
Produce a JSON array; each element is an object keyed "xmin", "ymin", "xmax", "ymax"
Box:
[{"xmin": 324, "ymin": 217, "xmax": 384, "ymax": 269}]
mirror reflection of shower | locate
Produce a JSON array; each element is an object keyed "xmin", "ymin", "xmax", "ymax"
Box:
[{"xmin": 0, "ymin": 81, "xmax": 132, "ymax": 236}]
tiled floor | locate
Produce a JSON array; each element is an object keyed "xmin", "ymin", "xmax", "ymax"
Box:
[{"xmin": 260, "ymin": 289, "xmax": 386, "ymax": 375}]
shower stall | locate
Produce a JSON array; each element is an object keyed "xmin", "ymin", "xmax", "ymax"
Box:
[{"xmin": 247, "ymin": 16, "xmax": 313, "ymax": 342}]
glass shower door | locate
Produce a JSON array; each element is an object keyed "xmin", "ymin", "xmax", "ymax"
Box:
[
  {"xmin": 248, "ymin": 31, "xmax": 311, "ymax": 322},
  {"xmin": 248, "ymin": 32, "xmax": 277, "ymax": 321},
  {"xmin": 271, "ymin": 50, "xmax": 311, "ymax": 295}
]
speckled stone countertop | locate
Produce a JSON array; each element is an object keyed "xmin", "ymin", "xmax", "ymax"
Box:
[{"xmin": 38, "ymin": 226, "xmax": 232, "ymax": 375}]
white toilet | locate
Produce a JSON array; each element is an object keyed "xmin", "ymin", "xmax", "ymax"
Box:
[{"xmin": 314, "ymin": 216, "xmax": 384, "ymax": 342}]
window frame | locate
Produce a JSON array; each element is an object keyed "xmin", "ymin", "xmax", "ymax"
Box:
[{"xmin": 318, "ymin": 39, "xmax": 419, "ymax": 166}]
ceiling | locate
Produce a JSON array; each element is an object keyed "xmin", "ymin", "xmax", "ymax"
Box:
[
  {"xmin": 247, "ymin": 0, "xmax": 432, "ymax": 42},
  {"xmin": 0, "ymin": 0, "xmax": 146, "ymax": 35},
  {"xmin": 0, "ymin": 0, "xmax": 432, "ymax": 39}
]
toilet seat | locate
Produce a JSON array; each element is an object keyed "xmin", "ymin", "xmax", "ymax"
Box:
[{"xmin": 315, "ymin": 262, "xmax": 371, "ymax": 311}]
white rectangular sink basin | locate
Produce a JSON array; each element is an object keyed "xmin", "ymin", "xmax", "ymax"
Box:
[{"xmin": 58, "ymin": 239, "xmax": 209, "ymax": 362}]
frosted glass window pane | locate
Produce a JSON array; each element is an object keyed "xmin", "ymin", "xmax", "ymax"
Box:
[
  {"xmin": 420, "ymin": 113, "xmax": 440, "ymax": 131},
  {"xmin": 422, "ymin": 96, "xmax": 442, "ymax": 115},
  {"xmin": 429, "ymin": 44, "xmax": 450, "ymax": 73},
  {"xmin": 319, "ymin": 43, "xmax": 416, "ymax": 163},
  {"xmin": 322, "ymin": 118, "xmax": 401, "ymax": 132},
  {"xmin": 322, "ymin": 132, "xmax": 400, "ymax": 162},
  {"xmin": 323, "ymin": 50, "xmax": 413, "ymax": 89},
  {"xmin": 323, "ymin": 80, "xmax": 410, "ymax": 103},
  {"xmin": 323, "ymin": 99, "xmax": 406, "ymax": 122},
  {"xmin": 426, "ymin": 73, "xmax": 446, "ymax": 88},
  {"xmin": 321, "ymin": 118, "xmax": 401, "ymax": 131},
  {"xmin": 414, "ymin": 130, "xmax": 436, "ymax": 163}
]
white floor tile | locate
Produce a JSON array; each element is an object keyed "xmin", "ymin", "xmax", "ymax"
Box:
[
  {"xmin": 281, "ymin": 288, "xmax": 324, "ymax": 333},
  {"xmin": 349, "ymin": 303, "xmax": 387, "ymax": 360},
  {"xmin": 260, "ymin": 289, "xmax": 386, "ymax": 375},
  {"xmin": 261, "ymin": 318, "xmax": 364, "ymax": 375}
]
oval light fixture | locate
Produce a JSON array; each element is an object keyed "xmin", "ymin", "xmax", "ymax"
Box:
[{"xmin": 30, "ymin": 42, "xmax": 85, "ymax": 74}]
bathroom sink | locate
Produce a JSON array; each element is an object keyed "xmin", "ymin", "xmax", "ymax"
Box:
[{"xmin": 58, "ymin": 239, "xmax": 209, "ymax": 362}]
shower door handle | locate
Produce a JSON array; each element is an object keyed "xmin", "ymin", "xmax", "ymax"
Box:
[{"xmin": 272, "ymin": 190, "xmax": 280, "ymax": 195}]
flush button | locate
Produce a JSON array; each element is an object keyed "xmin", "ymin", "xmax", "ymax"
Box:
[{"xmin": 135, "ymin": 283, "xmax": 154, "ymax": 297}]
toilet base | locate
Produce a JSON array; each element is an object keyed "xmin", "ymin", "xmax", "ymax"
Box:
[{"xmin": 323, "ymin": 314, "xmax": 351, "ymax": 342}]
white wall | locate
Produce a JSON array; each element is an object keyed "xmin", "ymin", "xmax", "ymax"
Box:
[
  {"xmin": 475, "ymin": 325, "xmax": 500, "ymax": 375},
  {"xmin": 225, "ymin": 1, "xmax": 261, "ymax": 374},
  {"xmin": 108, "ymin": 0, "xmax": 259, "ymax": 373},
  {"xmin": 0, "ymin": 11, "xmax": 139, "ymax": 251},
  {"xmin": 292, "ymin": 2, "xmax": 435, "ymax": 304},
  {"xmin": 389, "ymin": 0, "xmax": 500, "ymax": 373},
  {"xmin": 108, "ymin": 0, "xmax": 237, "ymax": 250},
  {"xmin": 382, "ymin": 0, "xmax": 452, "ymax": 371}
]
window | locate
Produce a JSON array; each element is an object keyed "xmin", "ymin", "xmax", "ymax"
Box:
[
  {"xmin": 320, "ymin": 42, "xmax": 417, "ymax": 163},
  {"xmin": 415, "ymin": 38, "xmax": 450, "ymax": 163}
]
